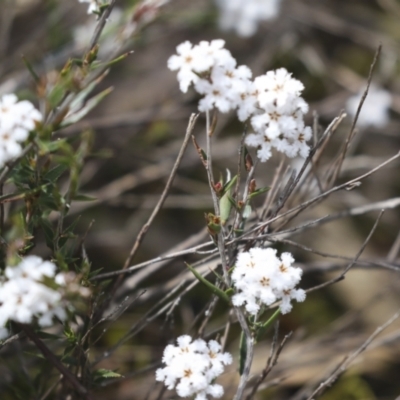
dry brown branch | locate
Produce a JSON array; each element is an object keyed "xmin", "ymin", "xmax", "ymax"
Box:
[
  {"xmin": 88, "ymin": 0, "xmax": 117, "ymax": 51},
  {"xmin": 327, "ymin": 45, "xmax": 381, "ymax": 187},
  {"xmin": 246, "ymin": 324, "xmax": 292, "ymax": 400},
  {"xmin": 306, "ymin": 309, "xmax": 400, "ymax": 399},
  {"xmin": 306, "ymin": 210, "xmax": 384, "ymax": 293},
  {"xmin": 20, "ymin": 324, "xmax": 93, "ymax": 400},
  {"xmin": 252, "ymin": 151, "xmax": 400, "ymax": 236}
]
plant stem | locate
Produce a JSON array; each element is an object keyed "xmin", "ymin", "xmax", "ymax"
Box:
[
  {"xmin": 19, "ymin": 324, "xmax": 93, "ymax": 399},
  {"xmin": 204, "ymin": 111, "xmax": 254, "ymax": 400}
]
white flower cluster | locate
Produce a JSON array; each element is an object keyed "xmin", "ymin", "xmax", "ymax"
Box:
[
  {"xmin": 0, "ymin": 256, "xmax": 67, "ymax": 340},
  {"xmin": 0, "ymin": 94, "xmax": 42, "ymax": 168},
  {"xmin": 232, "ymin": 247, "xmax": 306, "ymax": 315},
  {"xmin": 156, "ymin": 335, "xmax": 232, "ymax": 400},
  {"xmin": 215, "ymin": 0, "xmax": 282, "ymax": 37},
  {"xmin": 168, "ymin": 40, "xmax": 311, "ymax": 161},
  {"xmin": 245, "ymin": 68, "xmax": 312, "ymax": 161},
  {"xmin": 346, "ymin": 85, "xmax": 392, "ymax": 128}
]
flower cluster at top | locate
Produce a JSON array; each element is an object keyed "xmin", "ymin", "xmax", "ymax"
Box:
[
  {"xmin": 168, "ymin": 40, "xmax": 311, "ymax": 161},
  {"xmin": 232, "ymin": 247, "xmax": 306, "ymax": 315},
  {"xmin": 156, "ymin": 335, "xmax": 232, "ymax": 399},
  {"xmin": 0, "ymin": 256, "xmax": 68, "ymax": 340},
  {"xmin": 0, "ymin": 94, "xmax": 42, "ymax": 169},
  {"xmin": 215, "ymin": 0, "xmax": 282, "ymax": 37}
]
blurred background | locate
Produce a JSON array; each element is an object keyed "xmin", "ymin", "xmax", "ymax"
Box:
[{"xmin": 1, "ymin": 0, "xmax": 400, "ymax": 399}]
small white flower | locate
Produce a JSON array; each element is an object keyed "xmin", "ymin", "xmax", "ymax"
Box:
[
  {"xmin": 196, "ymin": 79, "xmax": 235, "ymax": 113},
  {"xmin": 156, "ymin": 335, "xmax": 232, "ymax": 399}
]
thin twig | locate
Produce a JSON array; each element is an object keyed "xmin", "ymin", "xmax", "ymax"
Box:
[
  {"xmin": 328, "ymin": 45, "xmax": 382, "ymax": 187},
  {"xmin": 91, "ymin": 237, "xmax": 214, "ymax": 281},
  {"xmin": 253, "ymin": 151, "xmax": 400, "ymax": 236},
  {"xmin": 246, "ymin": 326, "xmax": 292, "ymax": 400},
  {"xmin": 110, "ymin": 113, "xmax": 198, "ymax": 293},
  {"xmin": 88, "ymin": 0, "xmax": 118, "ymax": 52},
  {"xmin": 19, "ymin": 324, "xmax": 93, "ymax": 399},
  {"xmin": 306, "ymin": 210, "xmax": 384, "ymax": 293},
  {"xmin": 307, "ymin": 309, "xmax": 400, "ymax": 399}
]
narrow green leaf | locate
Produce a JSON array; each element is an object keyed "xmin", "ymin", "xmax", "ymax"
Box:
[
  {"xmin": 219, "ymin": 192, "xmax": 232, "ymax": 225},
  {"xmin": 227, "ymin": 195, "xmax": 239, "ymax": 210},
  {"xmin": 185, "ymin": 262, "xmax": 230, "ymax": 304},
  {"xmin": 61, "ymin": 87, "xmax": 113, "ymax": 126},
  {"xmin": 221, "ymin": 174, "xmax": 237, "ymax": 196},
  {"xmin": 48, "ymin": 84, "xmax": 66, "ymax": 109},
  {"xmin": 39, "ymin": 219, "xmax": 55, "ymax": 250},
  {"xmin": 220, "ymin": 175, "xmax": 238, "ymax": 224},
  {"xmin": 64, "ymin": 216, "xmax": 81, "ymax": 234},
  {"xmin": 68, "ymin": 79, "xmax": 98, "ymax": 112},
  {"xmin": 239, "ymin": 331, "xmax": 246, "ymax": 376},
  {"xmin": 43, "ymin": 164, "xmax": 69, "ymax": 182},
  {"xmin": 37, "ymin": 138, "xmax": 69, "ymax": 154},
  {"xmin": 93, "ymin": 369, "xmax": 123, "ymax": 381},
  {"xmin": 91, "ymin": 51, "xmax": 133, "ymax": 69},
  {"xmin": 72, "ymin": 193, "xmax": 97, "ymax": 201},
  {"xmin": 22, "ymin": 56, "xmax": 40, "ymax": 83},
  {"xmin": 256, "ymin": 309, "xmax": 281, "ymax": 342},
  {"xmin": 248, "ymin": 186, "xmax": 270, "ymax": 200}
]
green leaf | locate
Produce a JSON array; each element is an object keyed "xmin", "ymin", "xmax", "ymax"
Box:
[
  {"xmin": 93, "ymin": 369, "xmax": 123, "ymax": 381},
  {"xmin": 37, "ymin": 138, "xmax": 69, "ymax": 154},
  {"xmin": 248, "ymin": 186, "xmax": 270, "ymax": 200},
  {"xmin": 22, "ymin": 56, "xmax": 40, "ymax": 84},
  {"xmin": 221, "ymin": 174, "xmax": 237, "ymax": 196},
  {"xmin": 68, "ymin": 79, "xmax": 98, "ymax": 112},
  {"xmin": 256, "ymin": 309, "xmax": 281, "ymax": 342},
  {"xmin": 39, "ymin": 219, "xmax": 55, "ymax": 250},
  {"xmin": 48, "ymin": 84, "xmax": 66, "ymax": 109},
  {"xmin": 61, "ymin": 87, "xmax": 113, "ymax": 127},
  {"xmin": 185, "ymin": 262, "xmax": 230, "ymax": 304},
  {"xmin": 72, "ymin": 193, "xmax": 97, "ymax": 201},
  {"xmin": 219, "ymin": 193, "xmax": 232, "ymax": 225},
  {"xmin": 239, "ymin": 331, "xmax": 246, "ymax": 376},
  {"xmin": 220, "ymin": 175, "xmax": 238, "ymax": 224},
  {"xmin": 64, "ymin": 216, "xmax": 81, "ymax": 234},
  {"xmin": 43, "ymin": 164, "xmax": 69, "ymax": 182},
  {"xmin": 91, "ymin": 51, "xmax": 133, "ymax": 69}
]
